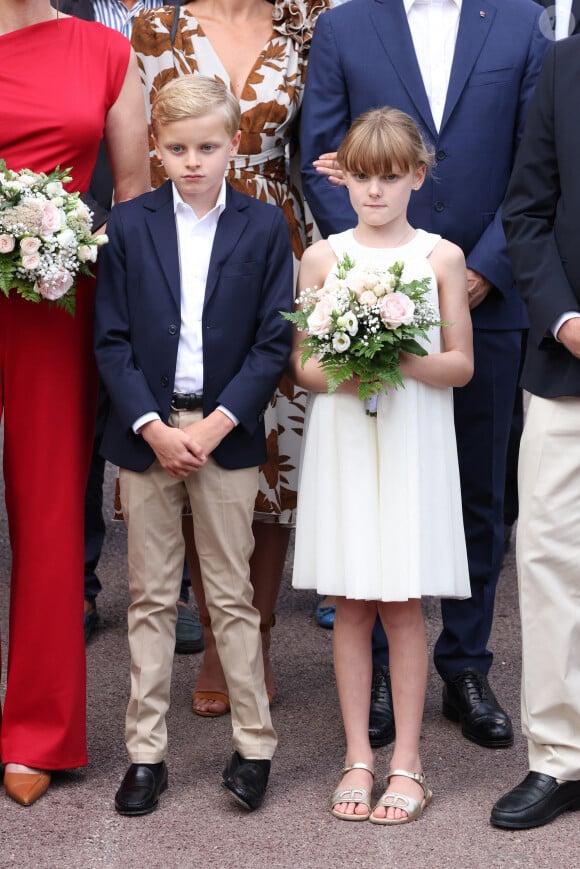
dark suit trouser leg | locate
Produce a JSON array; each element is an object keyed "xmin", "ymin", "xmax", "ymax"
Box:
[
  {"xmin": 434, "ymin": 328, "xmax": 522, "ymax": 681},
  {"xmin": 84, "ymin": 385, "xmax": 107, "ymax": 601}
]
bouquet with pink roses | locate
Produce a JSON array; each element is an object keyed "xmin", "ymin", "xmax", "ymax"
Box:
[
  {"xmin": 0, "ymin": 161, "xmax": 108, "ymax": 315},
  {"xmin": 284, "ymin": 252, "xmax": 443, "ymax": 414}
]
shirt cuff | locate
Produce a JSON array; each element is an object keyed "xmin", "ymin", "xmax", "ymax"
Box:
[
  {"xmin": 217, "ymin": 405, "xmax": 239, "ymax": 427},
  {"xmin": 552, "ymin": 311, "xmax": 580, "ymax": 341},
  {"xmin": 133, "ymin": 411, "xmax": 161, "ymax": 435}
]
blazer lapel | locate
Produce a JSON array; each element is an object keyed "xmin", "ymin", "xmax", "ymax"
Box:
[
  {"xmin": 440, "ymin": 0, "xmax": 496, "ymax": 133},
  {"xmin": 203, "ymin": 187, "xmax": 248, "ymax": 309},
  {"xmin": 368, "ymin": 0, "xmax": 437, "ymax": 139},
  {"xmin": 144, "ymin": 182, "xmax": 181, "ymax": 313}
]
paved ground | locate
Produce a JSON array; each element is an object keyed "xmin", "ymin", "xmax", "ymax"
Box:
[{"xmin": 0, "ymin": 438, "xmax": 577, "ymax": 868}]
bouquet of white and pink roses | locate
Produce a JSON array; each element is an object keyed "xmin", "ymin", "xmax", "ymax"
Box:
[
  {"xmin": 0, "ymin": 161, "xmax": 108, "ymax": 315},
  {"xmin": 284, "ymin": 252, "xmax": 443, "ymax": 414}
]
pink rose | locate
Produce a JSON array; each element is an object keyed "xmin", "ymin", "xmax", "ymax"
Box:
[
  {"xmin": 35, "ymin": 268, "xmax": 74, "ymax": 300},
  {"xmin": 0, "ymin": 234, "xmax": 16, "ymax": 253},
  {"xmin": 359, "ymin": 290, "xmax": 378, "ymax": 307},
  {"xmin": 40, "ymin": 201, "xmax": 64, "ymax": 235},
  {"xmin": 307, "ymin": 296, "xmax": 335, "ymax": 336},
  {"xmin": 378, "ymin": 292, "xmax": 415, "ymax": 328},
  {"xmin": 20, "ymin": 236, "xmax": 41, "ymax": 255},
  {"xmin": 21, "ymin": 252, "xmax": 41, "ymax": 270}
]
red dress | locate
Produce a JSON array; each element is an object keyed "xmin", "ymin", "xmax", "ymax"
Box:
[{"xmin": 0, "ymin": 18, "xmax": 129, "ymax": 769}]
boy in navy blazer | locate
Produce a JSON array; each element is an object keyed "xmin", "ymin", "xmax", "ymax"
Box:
[{"xmin": 94, "ymin": 76, "xmax": 293, "ymax": 816}]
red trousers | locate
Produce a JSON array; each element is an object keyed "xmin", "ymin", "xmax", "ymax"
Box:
[{"xmin": 0, "ymin": 281, "xmax": 97, "ymax": 769}]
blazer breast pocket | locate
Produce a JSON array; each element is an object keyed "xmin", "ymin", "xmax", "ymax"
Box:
[
  {"xmin": 220, "ymin": 261, "xmax": 264, "ymax": 279},
  {"xmin": 467, "ymin": 67, "xmax": 515, "ymax": 88}
]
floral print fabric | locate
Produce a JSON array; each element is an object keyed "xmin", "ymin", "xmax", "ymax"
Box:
[{"xmin": 132, "ymin": 0, "xmax": 328, "ymax": 522}]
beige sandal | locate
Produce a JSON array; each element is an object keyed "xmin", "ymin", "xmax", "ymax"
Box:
[
  {"xmin": 369, "ymin": 769, "xmax": 432, "ymax": 826},
  {"xmin": 330, "ymin": 762, "xmax": 375, "ymax": 821}
]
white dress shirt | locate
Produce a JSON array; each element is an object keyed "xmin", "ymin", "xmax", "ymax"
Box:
[
  {"xmin": 554, "ymin": 0, "xmax": 574, "ymax": 41},
  {"xmin": 405, "ymin": 0, "xmax": 462, "ymax": 131}
]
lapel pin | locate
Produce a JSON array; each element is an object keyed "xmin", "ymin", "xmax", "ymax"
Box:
[{"xmin": 480, "ymin": 10, "xmax": 486, "ymax": 17}]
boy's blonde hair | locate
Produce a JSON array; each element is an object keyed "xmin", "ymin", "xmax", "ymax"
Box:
[
  {"xmin": 337, "ymin": 107, "xmax": 435, "ymax": 176},
  {"xmin": 151, "ymin": 75, "xmax": 241, "ymax": 137}
]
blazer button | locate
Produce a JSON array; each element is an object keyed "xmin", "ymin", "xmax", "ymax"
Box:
[
  {"xmin": 436, "ymin": 149, "xmax": 446, "ymax": 161},
  {"xmin": 161, "ymin": 376, "xmax": 169, "ymax": 387},
  {"xmin": 434, "ymin": 201, "xmax": 445, "ymax": 213},
  {"xmin": 168, "ymin": 324, "xmax": 177, "ymax": 336}
]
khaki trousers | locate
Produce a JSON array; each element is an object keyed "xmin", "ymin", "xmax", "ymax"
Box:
[
  {"xmin": 120, "ymin": 409, "xmax": 277, "ymax": 763},
  {"xmin": 517, "ymin": 395, "xmax": 580, "ymax": 779}
]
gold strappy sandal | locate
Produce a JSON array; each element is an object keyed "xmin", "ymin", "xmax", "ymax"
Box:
[
  {"xmin": 330, "ymin": 762, "xmax": 375, "ymax": 822},
  {"xmin": 369, "ymin": 769, "xmax": 433, "ymax": 826}
]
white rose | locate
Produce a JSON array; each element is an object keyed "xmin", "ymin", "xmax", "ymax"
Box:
[
  {"xmin": 45, "ymin": 181, "xmax": 64, "ymax": 197},
  {"xmin": 56, "ymin": 228, "xmax": 76, "ymax": 247},
  {"xmin": 77, "ymin": 244, "xmax": 98, "ymax": 263},
  {"xmin": 51, "ymin": 196, "xmax": 64, "ymax": 208},
  {"xmin": 93, "ymin": 233, "xmax": 109, "ymax": 246},
  {"xmin": 19, "ymin": 236, "xmax": 41, "ymax": 255},
  {"xmin": 19, "ymin": 174, "xmax": 37, "ymax": 187},
  {"xmin": 0, "ymin": 234, "xmax": 16, "ymax": 253}
]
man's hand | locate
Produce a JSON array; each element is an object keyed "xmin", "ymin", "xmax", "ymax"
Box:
[
  {"xmin": 313, "ymin": 151, "xmax": 346, "ymax": 186},
  {"xmin": 557, "ymin": 317, "xmax": 580, "ymax": 359},
  {"xmin": 184, "ymin": 409, "xmax": 235, "ymax": 457},
  {"xmin": 141, "ymin": 419, "xmax": 206, "ymax": 478},
  {"xmin": 466, "ymin": 268, "xmax": 493, "ymax": 310}
]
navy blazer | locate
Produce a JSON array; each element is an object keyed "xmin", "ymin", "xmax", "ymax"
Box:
[
  {"xmin": 503, "ymin": 36, "xmax": 580, "ymax": 398},
  {"xmin": 94, "ymin": 182, "xmax": 293, "ymax": 472},
  {"xmin": 300, "ymin": 0, "xmax": 548, "ymax": 330}
]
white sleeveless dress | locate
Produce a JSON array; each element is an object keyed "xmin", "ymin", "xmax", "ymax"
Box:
[{"xmin": 292, "ymin": 229, "xmax": 471, "ymax": 602}]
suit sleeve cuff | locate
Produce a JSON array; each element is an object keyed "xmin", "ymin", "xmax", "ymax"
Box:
[
  {"xmin": 133, "ymin": 411, "xmax": 161, "ymax": 435},
  {"xmin": 552, "ymin": 311, "xmax": 580, "ymax": 342},
  {"xmin": 217, "ymin": 405, "xmax": 239, "ymax": 427}
]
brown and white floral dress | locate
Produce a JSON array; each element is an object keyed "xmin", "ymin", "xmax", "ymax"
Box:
[{"xmin": 132, "ymin": 0, "xmax": 328, "ymax": 524}]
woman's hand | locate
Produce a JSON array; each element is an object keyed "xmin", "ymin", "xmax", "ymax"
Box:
[{"xmin": 313, "ymin": 152, "xmax": 346, "ymax": 187}]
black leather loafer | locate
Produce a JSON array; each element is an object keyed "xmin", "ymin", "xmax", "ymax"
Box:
[
  {"xmin": 115, "ymin": 762, "xmax": 168, "ymax": 816},
  {"xmin": 222, "ymin": 751, "xmax": 270, "ymax": 811},
  {"xmin": 491, "ymin": 771, "xmax": 580, "ymax": 829},
  {"xmin": 368, "ymin": 665, "xmax": 396, "ymax": 748},
  {"xmin": 442, "ymin": 668, "xmax": 513, "ymax": 748}
]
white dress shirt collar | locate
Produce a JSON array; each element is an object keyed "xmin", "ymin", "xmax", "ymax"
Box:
[
  {"xmin": 404, "ymin": 0, "xmax": 462, "ymax": 13},
  {"xmin": 172, "ymin": 178, "xmax": 227, "ymax": 222}
]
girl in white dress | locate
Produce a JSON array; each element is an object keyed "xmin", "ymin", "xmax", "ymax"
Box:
[{"xmin": 291, "ymin": 108, "xmax": 473, "ymax": 825}]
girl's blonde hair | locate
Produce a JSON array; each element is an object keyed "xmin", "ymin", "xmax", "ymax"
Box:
[
  {"xmin": 337, "ymin": 107, "xmax": 434, "ymax": 176},
  {"xmin": 151, "ymin": 75, "xmax": 241, "ymax": 137}
]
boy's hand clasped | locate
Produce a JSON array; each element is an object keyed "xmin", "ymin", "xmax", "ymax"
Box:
[{"xmin": 140, "ymin": 419, "xmax": 206, "ymax": 478}]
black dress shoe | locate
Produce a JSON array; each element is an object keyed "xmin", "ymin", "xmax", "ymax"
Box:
[
  {"xmin": 368, "ymin": 665, "xmax": 395, "ymax": 748},
  {"xmin": 442, "ymin": 668, "xmax": 513, "ymax": 748},
  {"xmin": 115, "ymin": 762, "xmax": 168, "ymax": 816},
  {"xmin": 491, "ymin": 772, "xmax": 580, "ymax": 829},
  {"xmin": 221, "ymin": 751, "xmax": 270, "ymax": 811}
]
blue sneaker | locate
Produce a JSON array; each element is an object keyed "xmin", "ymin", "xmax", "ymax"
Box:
[{"xmin": 315, "ymin": 600, "xmax": 336, "ymax": 629}]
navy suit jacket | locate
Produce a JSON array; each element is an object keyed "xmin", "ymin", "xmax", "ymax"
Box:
[
  {"xmin": 503, "ymin": 36, "xmax": 580, "ymax": 398},
  {"xmin": 94, "ymin": 182, "xmax": 293, "ymax": 472},
  {"xmin": 300, "ymin": 0, "xmax": 548, "ymax": 330}
]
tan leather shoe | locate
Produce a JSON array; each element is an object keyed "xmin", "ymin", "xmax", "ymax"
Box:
[{"xmin": 4, "ymin": 771, "xmax": 51, "ymax": 806}]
